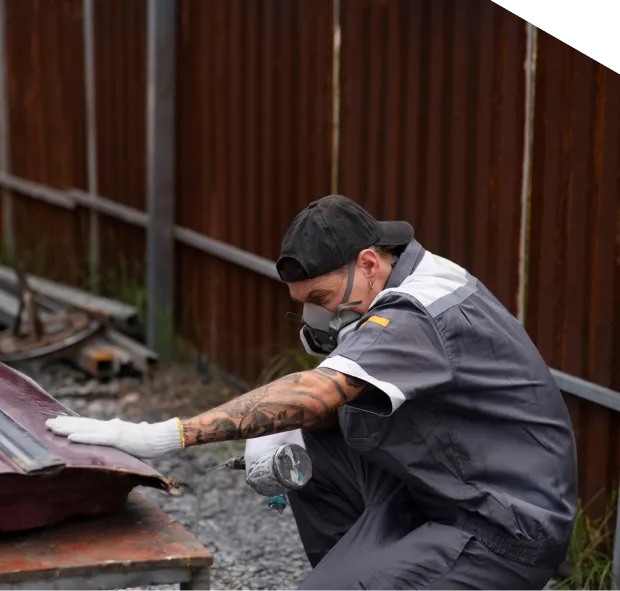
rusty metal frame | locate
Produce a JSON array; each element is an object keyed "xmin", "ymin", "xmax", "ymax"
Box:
[{"xmin": 0, "ymin": 492, "xmax": 212, "ymax": 589}]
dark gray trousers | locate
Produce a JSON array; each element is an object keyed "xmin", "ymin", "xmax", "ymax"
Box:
[{"xmin": 288, "ymin": 428, "xmax": 554, "ymax": 590}]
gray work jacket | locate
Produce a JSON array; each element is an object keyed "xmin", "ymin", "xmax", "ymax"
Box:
[{"xmin": 319, "ymin": 240, "xmax": 578, "ymax": 567}]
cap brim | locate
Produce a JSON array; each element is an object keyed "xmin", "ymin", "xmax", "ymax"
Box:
[{"xmin": 376, "ymin": 221, "xmax": 414, "ymax": 246}]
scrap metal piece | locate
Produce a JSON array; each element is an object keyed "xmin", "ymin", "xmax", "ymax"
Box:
[
  {"xmin": 12, "ymin": 263, "xmax": 43, "ymax": 340},
  {"xmin": 0, "ymin": 409, "xmax": 65, "ymax": 474},
  {"xmin": 0, "ymin": 264, "xmax": 139, "ymax": 324},
  {"xmin": 105, "ymin": 328, "xmax": 158, "ymax": 373},
  {"xmin": 77, "ymin": 340, "xmax": 115, "ymax": 379},
  {"xmin": 0, "ymin": 314, "xmax": 102, "ymax": 364},
  {"xmin": 0, "ymin": 362, "xmax": 179, "ymax": 534},
  {"xmin": 0, "ymin": 492, "xmax": 213, "ymax": 588}
]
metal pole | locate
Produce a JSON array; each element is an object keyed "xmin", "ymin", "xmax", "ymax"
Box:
[
  {"xmin": 0, "ymin": 0, "xmax": 13, "ymax": 262},
  {"xmin": 516, "ymin": 23, "xmax": 538, "ymax": 325},
  {"xmin": 146, "ymin": 0, "xmax": 176, "ymax": 354},
  {"xmin": 83, "ymin": 0, "xmax": 100, "ymax": 292}
]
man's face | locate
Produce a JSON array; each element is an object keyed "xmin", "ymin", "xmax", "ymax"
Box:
[{"xmin": 287, "ymin": 249, "xmax": 388, "ymax": 314}]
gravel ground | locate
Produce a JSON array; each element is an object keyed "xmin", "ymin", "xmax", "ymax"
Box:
[
  {"xmin": 32, "ymin": 362, "xmax": 312, "ymax": 590},
  {"xmin": 28, "ymin": 361, "xmax": 559, "ymax": 591}
]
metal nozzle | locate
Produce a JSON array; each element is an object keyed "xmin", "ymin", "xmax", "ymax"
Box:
[{"xmin": 268, "ymin": 494, "xmax": 287, "ymax": 514}]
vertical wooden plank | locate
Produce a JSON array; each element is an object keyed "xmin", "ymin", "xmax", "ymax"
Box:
[{"xmin": 0, "ymin": 0, "xmax": 13, "ymax": 261}]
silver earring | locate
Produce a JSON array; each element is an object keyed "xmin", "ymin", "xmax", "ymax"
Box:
[{"xmin": 369, "ymin": 281, "xmax": 374, "ymax": 290}]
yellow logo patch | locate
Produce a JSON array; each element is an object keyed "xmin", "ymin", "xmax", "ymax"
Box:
[{"xmin": 361, "ymin": 315, "xmax": 390, "ymax": 328}]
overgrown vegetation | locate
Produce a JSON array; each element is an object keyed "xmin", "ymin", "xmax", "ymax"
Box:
[
  {"xmin": 258, "ymin": 347, "xmax": 320, "ymax": 384},
  {"xmin": 553, "ymin": 492, "xmax": 616, "ymax": 590},
  {"xmin": 102, "ymin": 258, "xmax": 148, "ymax": 321}
]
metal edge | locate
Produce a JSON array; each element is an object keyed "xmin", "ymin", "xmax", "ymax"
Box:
[{"xmin": 0, "ymin": 409, "xmax": 65, "ymax": 474}]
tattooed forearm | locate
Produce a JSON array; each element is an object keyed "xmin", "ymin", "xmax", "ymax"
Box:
[{"xmin": 181, "ymin": 368, "xmax": 367, "ymax": 446}]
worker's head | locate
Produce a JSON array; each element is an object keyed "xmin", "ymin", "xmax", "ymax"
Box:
[{"xmin": 277, "ymin": 195, "xmax": 413, "ymax": 355}]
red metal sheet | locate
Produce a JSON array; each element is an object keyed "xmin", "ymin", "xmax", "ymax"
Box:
[{"xmin": 0, "ymin": 363, "xmax": 176, "ymax": 533}]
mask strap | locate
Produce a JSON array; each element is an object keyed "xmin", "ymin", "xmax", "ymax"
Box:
[{"xmin": 341, "ymin": 261, "xmax": 357, "ymax": 304}]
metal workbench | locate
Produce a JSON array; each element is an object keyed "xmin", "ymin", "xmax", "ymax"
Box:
[{"xmin": 0, "ymin": 491, "xmax": 213, "ymax": 590}]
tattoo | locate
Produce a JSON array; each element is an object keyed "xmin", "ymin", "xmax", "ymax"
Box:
[
  {"xmin": 181, "ymin": 368, "xmax": 368, "ymax": 446},
  {"xmin": 315, "ymin": 368, "xmax": 349, "ymax": 403}
]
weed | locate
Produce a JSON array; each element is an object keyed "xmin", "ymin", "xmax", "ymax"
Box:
[
  {"xmin": 258, "ymin": 347, "xmax": 320, "ymax": 384},
  {"xmin": 554, "ymin": 491, "xmax": 616, "ymax": 590},
  {"xmin": 103, "ymin": 258, "xmax": 147, "ymax": 321}
]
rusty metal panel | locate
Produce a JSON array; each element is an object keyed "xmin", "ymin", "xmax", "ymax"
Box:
[
  {"xmin": 93, "ymin": 0, "xmax": 147, "ymax": 299},
  {"xmin": 175, "ymin": 0, "xmax": 334, "ymax": 380},
  {"xmin": 4, "ymin": 0, "xmax": 88, "ymax": 285},
  {"xmin": 0, "ymin": 492, "xmax": 212, "ymax": 586},
  {"xmin": 338, "ymin": 0, "xmax": 526, "ymax": 314},
  {"xmin": 527, "ymin": 31, "xmax": 620, "ymax": 517}
]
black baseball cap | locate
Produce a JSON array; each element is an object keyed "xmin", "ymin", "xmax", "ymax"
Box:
[{"xmin": 276, "ymin": 195, "xmax": 414, "ymax": 282}]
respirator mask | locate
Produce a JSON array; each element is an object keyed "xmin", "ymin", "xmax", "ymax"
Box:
[{"xmin": 287, "ymin": 262, "xmax": 362, "ymax": 357}]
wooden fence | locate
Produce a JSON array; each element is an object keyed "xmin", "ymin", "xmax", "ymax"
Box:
[{"xmin": 1, "ymin": 0, "xmax": 620, "ymax": 516}]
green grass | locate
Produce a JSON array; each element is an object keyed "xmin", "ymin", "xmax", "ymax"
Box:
[
  {"xmin": 258, "ymin": 347, "xmax": 320, "ymax": 384},
  {"xmin": 553, "ymin": 492, "xmax": 616, "ymax": 590}
]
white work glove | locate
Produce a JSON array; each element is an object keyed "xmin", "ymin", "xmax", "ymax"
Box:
[
  {"xmin": 244, "ymin": 429, "xmax": 306, "ymax": 479},
  {"xmin": 45, "ymin": 416, "xmax": 184, "ymax": 459}
]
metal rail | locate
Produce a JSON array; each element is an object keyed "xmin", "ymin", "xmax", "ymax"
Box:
[
  {"xmin": 0, "ymin": 172, "xmax": 619, "ymax": 413},
  {"xmin": 0, "ymin": 175, "xmax": 616, "ymax": 404},
  {"xmin": 0, "ymin": 173, "xmax": 279, "ymax": 281}
]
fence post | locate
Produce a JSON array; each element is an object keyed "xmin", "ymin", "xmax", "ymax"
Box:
[
  {"xmin": 83, "ymin": 0, "xmax": 99, "ymax": 292},
  {"xmin": 0, "ymin": 0, "xmax": 13, "ymax": 262},
  {"xmin": 516, "ymin": 23, "xmax": 538, "ymax": 324},
  {"xmin": 145, "ymin": 0, "xmax": 176, "ymax": 354}
]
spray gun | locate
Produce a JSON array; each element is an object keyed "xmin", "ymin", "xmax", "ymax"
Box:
[
  {"xmin": 225, "ymin": 443, "xmax": 312, "ymax": 513},
  {"xmin": 194, "ymin": 442, "xmax": 312, "ymax": 535}
]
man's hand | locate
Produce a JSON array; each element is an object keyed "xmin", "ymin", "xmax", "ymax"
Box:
[
  {"xmin": 45, "ymin": 416, "xmax": 184, "ymax": 459},
  {"xmin": 182, "ymin": 368, "xmax": 367, "ymax": 446}
]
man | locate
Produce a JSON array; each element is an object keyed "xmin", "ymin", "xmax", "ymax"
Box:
[{"xmin": 47, "ymin": 195, "xmax": 577, "ymax": 589}]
